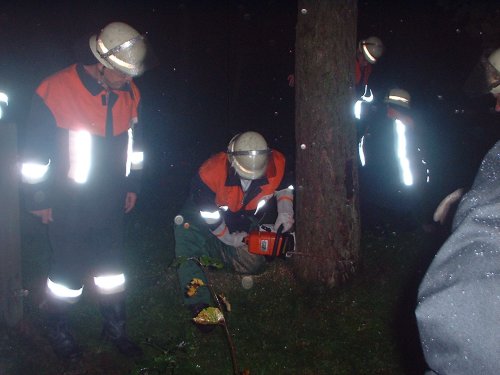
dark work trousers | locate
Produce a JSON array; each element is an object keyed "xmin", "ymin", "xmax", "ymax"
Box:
[
  {"xmin": 174, "ymin": 197, "xmax": 266, "ymax": 307},
  {"xmin": 48, "ymin": 181, "xmax": 127, "ymax": 291}
]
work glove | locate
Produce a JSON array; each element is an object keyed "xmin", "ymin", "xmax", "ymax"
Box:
[
  {"xmin": 275, "ymin": 194, "xmax": 294, "ymax": 232},
  {"xmin": 212, "ymin": 222, "xmax": 248, "ymax": 247},
  {"xmin": 211, "ymin": 222, "xmax": 248, "ymax": 248},
  {"xmin": 274, "ymin": 212, "xmax": 294, "ymax": 233},
  {"xmin": 219, "ymin": 230, "xmax": 248, "ymax": 248}
]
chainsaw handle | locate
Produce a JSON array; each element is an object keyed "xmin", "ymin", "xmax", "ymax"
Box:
[{"xmin": 271, "ymin": 224, "xmax": 284, "ymax": 258}]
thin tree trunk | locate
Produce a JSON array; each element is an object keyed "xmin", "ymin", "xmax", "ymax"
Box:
[
  {"xmin": 293, "ymin": 0, "xmax": 360, "ymax": 287},
  {"xmin": 0, "ymin": 121, "xmax": 23, "ymax": 326}
]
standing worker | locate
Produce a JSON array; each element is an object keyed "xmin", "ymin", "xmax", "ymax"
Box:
[
  {"xmin": 359, "ymin": 88, "xmax": 430, "ymax": 228},
  {"xmin": 174, "ymin": 131, "xmax": 294, "ymax": 327},
  {"xmin": 20, "ymin": 21, "xmax": 155, "ymax": 359}
]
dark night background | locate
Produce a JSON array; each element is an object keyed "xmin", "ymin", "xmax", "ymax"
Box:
[
  {"xmin": 2, "ymin": 0, "xmax": 499, "ymax": 219},
  {"xmin": 1, "ymin": 1, "xmax": 499, "ymax": 374},
  {"xmin": 2, "ymin": 0, "xmax": 499, "ymax": 190}
]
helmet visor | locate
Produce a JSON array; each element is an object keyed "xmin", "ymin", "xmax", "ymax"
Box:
[{"xmin": 228, "ymin": 149, "xmax": 270, "ymax": 180}]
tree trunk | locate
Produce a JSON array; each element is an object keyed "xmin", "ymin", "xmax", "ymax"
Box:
[{"xmin": 293, "ymin": 0, "xmax": 359, "ymax": 287}]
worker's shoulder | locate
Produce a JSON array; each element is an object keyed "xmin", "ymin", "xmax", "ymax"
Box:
[
  {"xmin": 200, "ymin": 152, "xmax": 227, "ymax": 170},
  {"xmin": 271, "ymin": 148, "xmax": 285, "ymax": 160},
  {"xmin": 36, "ymin": 64, "xmax": 78, "ymax": 97},
  {"xmin": 41, "ymin": 64, "xmax": 77, "ymax": 83}
]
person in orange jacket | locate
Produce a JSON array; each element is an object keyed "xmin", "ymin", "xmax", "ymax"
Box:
[
  {"xmin": 173, "ymin": 131, "xmax": 294, "ymax": 327},
  {"xmin": 20, "ymin": 21, "xmax": 155, "ymax": 359}
]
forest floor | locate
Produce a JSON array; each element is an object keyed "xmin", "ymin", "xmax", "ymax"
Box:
[{"xmin": 0, "ymin": 172, "xmax": 447, "ymax": 375}]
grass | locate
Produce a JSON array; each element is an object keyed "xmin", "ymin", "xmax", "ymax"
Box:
[{"xmin": 0, "ymin": 184, "xmax": 444, "ymax": 374}]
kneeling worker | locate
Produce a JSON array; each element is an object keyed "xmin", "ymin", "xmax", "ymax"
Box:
[{"xmin": 174, "ymin": 131, "xmax": 294, "ymax": 324}]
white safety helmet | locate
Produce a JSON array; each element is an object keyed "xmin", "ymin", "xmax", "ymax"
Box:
[
  {"xmin": 359, "ymin": 36, "xmax": 384, "ymax": 64},
  {"xmin": 89, "ymin": 22, "xmax": 147, "ymax": 77},
  {"xmin": 384, "ymin": 88, "xmax": 411, "ymax": 109},
  {"xmin": 487, "ymin": 48, "xmax": 500, "ymax": 94},
  {"xmin": 227, "ymin": 131, "xmax": 270, "ymax": 180}
]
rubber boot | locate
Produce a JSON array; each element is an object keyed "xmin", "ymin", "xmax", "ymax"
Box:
[
  {"xmin": 99, "ymin": 294, "xmax": 143, "ymax": 357},
  {"xmin": 45, "ymin": 302, "xmax": 82, "ymax": 360}
]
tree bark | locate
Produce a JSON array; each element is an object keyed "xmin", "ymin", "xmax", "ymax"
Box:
[{"xmin": 293, "ymin": 0, "xmax": 359, "ymax": 287}]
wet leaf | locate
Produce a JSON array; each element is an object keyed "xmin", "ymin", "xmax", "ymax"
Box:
[
  {"xmin": 185, "ymin": 278, "xmax": 205, "ymax": 297},
  {"xmin": 185, "ymin": 286, "xmax": 197, "ymax": 297},
  {"xmin": 190, "ymin": 278, "xmax": 205, "ymax": 286},
  {"xmin": 192, "ymin": 307, "xmax": 225, "ymax": 325},
  {"xmin": 199, "ymin": 255, "xmax": 224, "ymax": 269}
]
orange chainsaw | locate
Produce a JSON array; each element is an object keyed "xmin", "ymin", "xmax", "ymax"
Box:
[{"xmin": 244, "ymin": 224, "xmax": 295, "ymax": 258}]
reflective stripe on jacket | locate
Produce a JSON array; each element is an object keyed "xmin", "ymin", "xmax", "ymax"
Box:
[
  {"xmin": 22, "ymin": 64, "xmax": 142, "ymax": 211},
  {"xmin": 387, "ymin": 107, "xmax": 414, "ymax": 128}
]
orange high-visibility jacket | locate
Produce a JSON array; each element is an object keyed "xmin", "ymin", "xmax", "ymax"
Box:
[
  {"xmin": 36, "ymin": 64, "xmax": 140, "ymax": 135},
  {"xmin": 355, "ymin": 58, "xmax": 373, "ymax": 87},
  {"xmin": 22, "ymin": 64, "xmax": 142, "ymax": 211},
  {"xmin": 198, "ymin": 150, "xmax": 286, "ymax": 213}
]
